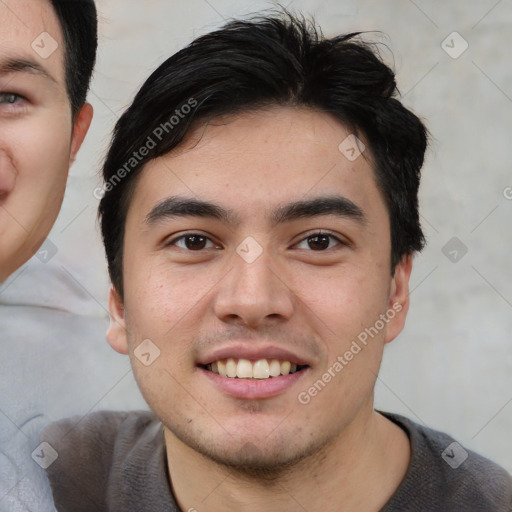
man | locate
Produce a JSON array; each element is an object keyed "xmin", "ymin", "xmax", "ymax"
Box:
[
  {"xmin": 0, "ymin": 0, "xmax": 95, "ymax": 281},
  {"xmin": 0, "ymin": 0, "xmax": 97, "ymax": 509},
  {"xmin": 42, "ymin": 13, "xmax": 512, "ymax": 511}
]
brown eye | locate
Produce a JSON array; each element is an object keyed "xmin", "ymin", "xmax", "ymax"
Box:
[
  {"xmin": 295, "ymin": 232, "xmax": 342, "ymax": 251},
  {"xmin": 169, "ymin": 233, "xmax": 217, "ymax": 251},
  {"xmin": 183, "ymin": 235, "xmax": 208, "ymax": 250},
  {"xmin": 307, "ymin": 234, "xmax": 331, "ymax": 250}
]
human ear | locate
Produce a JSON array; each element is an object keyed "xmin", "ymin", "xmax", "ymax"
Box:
[
  {"xmin": 106, "ymin": 285, "xmax": 129, "ymax": 355},
  {"xmin": 69, "ymin": 102, "xmax": 94, "ymax": 165},
  {"xmin": 384, "ymin": 254, "xmax": 413, "ymax": 344}
]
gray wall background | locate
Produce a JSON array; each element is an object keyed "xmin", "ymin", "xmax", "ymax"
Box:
[{"xmin": 6, "ymin": 0, "xmax": 512, "ymax": 472}]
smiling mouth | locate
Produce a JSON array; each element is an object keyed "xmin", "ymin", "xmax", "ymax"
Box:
[{"xmin": 201, "ymin": 358, "xmax": 309, "ymax": 380}]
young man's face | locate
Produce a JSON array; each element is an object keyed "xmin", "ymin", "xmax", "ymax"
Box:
[
  {"xmin": 0, "ymin": 0, "xmax": 92, "ymax": 280},
  {"xmin": 109, "ymin": 107, "xmax": 412, "ymax": 471}
]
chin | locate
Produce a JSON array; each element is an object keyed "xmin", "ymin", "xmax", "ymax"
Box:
[
  {"xmin": 0, "ymin": 247, "xmax": 25, "ymax": 281},
  {"xmin": 168, "ymin": 419, "xmax": 331, "ymax": 482},
  {"xmin": 207, "ymin": 439, "xmax": 328, "ymax": 483}
]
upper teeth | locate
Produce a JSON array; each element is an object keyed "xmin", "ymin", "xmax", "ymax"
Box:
[{"xmin": 208, "ymin": 358, "xmax": 299, "ymax": 379}]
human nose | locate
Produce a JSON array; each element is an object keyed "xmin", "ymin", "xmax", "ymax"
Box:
[{"xmin": 212, "ymin": 248, "xmax": 295, "ymax": 329}]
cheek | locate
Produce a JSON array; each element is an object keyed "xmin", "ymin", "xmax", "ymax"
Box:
[
  {"xmin": 123, "ymin": 264, "xmax": 204, "ymax": 409},
  {"xmin": 299, "ymin": 265, "xmax": 390, "ymax": 341},
  {"xmin": 123, "ymin": 255, "xmax": 209, "ymax": 353},
  {"xmin": 0, "ymin": 116, "xmax": 72, "ymax": 262},
  {"xmin": 20, "ymin": 113, "xmax": 72, "ymax": 175},
  {"xmin": 7, "ymin": 115, "xmax": 72, "ymax": 205}
]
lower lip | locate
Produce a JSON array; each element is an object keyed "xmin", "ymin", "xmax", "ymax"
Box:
[{"xmin": 199, "ymin": 366, "xmax": 309, "ymax": 400}]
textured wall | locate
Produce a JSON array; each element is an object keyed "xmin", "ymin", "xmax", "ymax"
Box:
[{"xmin": 4, "ymin": 0, "xmax": 512, "ymax": 474}]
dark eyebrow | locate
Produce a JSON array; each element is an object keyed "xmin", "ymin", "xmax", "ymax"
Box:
[
  {"xmin": 146, "ymin": 196, "xmax": 238, "ymax": 226},
  {"xmin": 270, "ymin": 196, "xmax": 366, "ymax": 225},
  {"xmin": 0, "ymin": 57, "xmax": 57, "ymax": 84},
  {"xmin": 145, "ymin": 195, "xmax": 366, "ymax": 227}
]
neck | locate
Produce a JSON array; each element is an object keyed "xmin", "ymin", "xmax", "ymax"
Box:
[{"xmin": 165, "ymin": 407, "xmax": 410, "ymax": 512}]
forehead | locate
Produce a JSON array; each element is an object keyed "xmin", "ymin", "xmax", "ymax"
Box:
[
  {"xmin": 129, "ymin": 107, "xmax": 385, "ymax": 224},
  {"xmin": 0, "ymin": 0, "xmax": 66, "ymax": 85}
]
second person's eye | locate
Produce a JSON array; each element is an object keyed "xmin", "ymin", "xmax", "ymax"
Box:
[{"xmin": 0, "ymin": 93, "xmax": 24, "ymax": 105}]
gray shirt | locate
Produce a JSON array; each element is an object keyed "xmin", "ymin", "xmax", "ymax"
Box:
[
  {"xmin": 41, "ymin": 410, "xmax": 512, "ymax": 511},
  {"xmin": 0, "ymin": 262, "xmax": 148, "ymax": 512}
]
